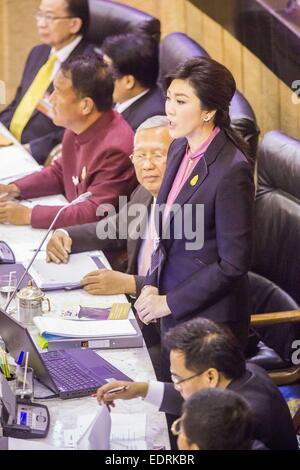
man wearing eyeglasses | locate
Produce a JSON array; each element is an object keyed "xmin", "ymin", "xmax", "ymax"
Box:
[
  {"xmin": 96, "ymin": 318, "xmax": 298, "ymax": 450},
  {"xmin": 46, "ymin": 116, "xmax": 172, "ymax": 298},
  {"xmin": 0, "ymin": 0, "xmax": 93, "ymax": 164},
  {"xmin": 45, "ymin": 116, "xmax": 172, "ymax": 378}
]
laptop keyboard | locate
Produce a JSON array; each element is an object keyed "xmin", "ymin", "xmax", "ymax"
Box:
[{"xmin": 42, "ymin": 350, "xmax": 101, "ymax": 393}]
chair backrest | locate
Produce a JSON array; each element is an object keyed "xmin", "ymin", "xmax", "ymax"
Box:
[
  {"xmin": 158, "ymin": 32, "xmax": 209, "ymax": 84},
  {"xmin": 252, "ymin": 130, "xmax": 300, "ymax": 305},
  {"xmin": 159, "ymin": 32, "xmax": 259, "ymax": 159},
  {"xmin": 87, "ymin": 0, "xmax": 161, "ymax": 45}
]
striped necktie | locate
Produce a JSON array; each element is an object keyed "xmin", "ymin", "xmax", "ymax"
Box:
[{"xmin": 10, "ymin": 54, "xmax": 57, "ymax": 141}]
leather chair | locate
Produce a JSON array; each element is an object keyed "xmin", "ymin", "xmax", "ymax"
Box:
[
  {"xmin": 87, "ymin": 0, "xmax": 161, "ymax": 45},
  {"xmin": 248, "ymin": 272, "xmax": 300, "ymax": 371},
  {"xmin": 248, "ymin": 131, "xmax": 300, "ymax": 384},
  {"xmin": 158, "ymin": 32, "xmax": 260, "ymax": 160},
  {"xmin": 252, "ymin": 131, "xmax": 300, "ymax": 305}
]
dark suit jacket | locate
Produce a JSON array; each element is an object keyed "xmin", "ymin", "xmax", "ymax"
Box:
[
  {"xmin": 0, "ymin": 40, "xmax": 94, "ymax": 164},
  {"xmin": 121, "ymin": 85, "xmax": 166, "ymax": 131},
  {"xmin": 145, "ymin": 130, "xmax": 255, "ymax": 339},
  {"xmin": 68, "ymin": 184, "xmax": 153, "ymax": 295},
  {"xmin": 159, "ymin": 363, "xmax": 298, "ymax": 450}
]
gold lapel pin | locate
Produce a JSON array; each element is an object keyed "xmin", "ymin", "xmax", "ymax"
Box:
[{"xmin": 190, "ymin": 174, "xmax": 199, "ymax": 187}]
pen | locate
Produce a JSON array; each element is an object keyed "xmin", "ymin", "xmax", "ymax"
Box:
[
  {"xmin": 106, "ymin": 385, "xmax": 129, "ymax": 395},
  {"xmin": 21, "ymin": 351, "xmax": 29, "ymax": 399},
  {"xmin": 16, "ymin": 351, "xmax": 24, "ymax": 377}
]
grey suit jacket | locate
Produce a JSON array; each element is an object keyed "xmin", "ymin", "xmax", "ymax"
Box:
[{"xmin": 68, "ymin": 184, "xmax": 153, "ymax": 295}]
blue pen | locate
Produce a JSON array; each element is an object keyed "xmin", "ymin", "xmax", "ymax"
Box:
[{"xmin": 15, "ymin": 351, "xmax": 24, "ymax": 376}]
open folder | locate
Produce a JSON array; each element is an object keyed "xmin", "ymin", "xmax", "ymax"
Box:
[{"xmin": 28, "ymin": 252, "xmax": 106, "ymax": 290}]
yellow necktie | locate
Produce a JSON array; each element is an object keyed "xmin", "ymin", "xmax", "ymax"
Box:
[{"xmin": 10, "ymin": 54, "xmax": 57, "ymax": 141}]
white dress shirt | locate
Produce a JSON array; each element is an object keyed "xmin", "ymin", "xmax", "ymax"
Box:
[
  {"xmin": 114, "ymin": 89, "xmax": 150, "ymax": 114},
  {"xmin": 144, "ymin": 380, "xmax": 164, "ymax": 408},
  {"xmin": 137, "ymin": 197, "xmax": 157, "ymax": 276},
  {"xmin": 50, "ymin": 35, "xmax": 83, "ymax": 81}
]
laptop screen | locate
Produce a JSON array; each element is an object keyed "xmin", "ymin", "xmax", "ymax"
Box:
[{"xmin": 0, "ymin": 309, "xmax": 57, "ymax": 393}]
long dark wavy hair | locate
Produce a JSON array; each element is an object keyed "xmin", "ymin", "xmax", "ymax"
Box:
[{"xmin": 164, "ymin": 56, "xmax": 252, "ymax": 165}]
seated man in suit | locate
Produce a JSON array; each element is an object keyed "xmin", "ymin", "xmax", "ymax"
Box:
[
  {"xmin": 0, "ymin": 0, "xmax": 93, "ymax": 164},
  {"xmin": 45, "ymin": 116, "xmax": 172, "ymax": 378},
  {"xmin": 46, "ymin": 115, "xmax": 172, "ymax": 297},
  {"xmin": 101, "ymin": 33, "xmax": 166, "ymax": 131},
  {"xmin": 96, "ymin": 318, "xmax": 298, "ymax": 450},
  {"xmin": 0, "ymin": 55, "xmax": 136, "ymax": 229},
  {"xmin": 175, "ymin": 388, "xmax": 265, "ymax": 450}
]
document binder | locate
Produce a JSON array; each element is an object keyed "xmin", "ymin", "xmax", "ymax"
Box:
[{"xmin": 43, "ymin": 319, "xmax": 143, "ymax": 351}]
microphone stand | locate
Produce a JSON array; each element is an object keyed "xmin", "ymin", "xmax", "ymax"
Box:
[{"xmin": 4, "ymin": 192, "xmax": 91, "ymax": 312}]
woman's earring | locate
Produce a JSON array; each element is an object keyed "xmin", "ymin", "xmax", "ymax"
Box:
[{"xmin": 203, "ymin": 117, "xmax": 210, "ymax": 122}]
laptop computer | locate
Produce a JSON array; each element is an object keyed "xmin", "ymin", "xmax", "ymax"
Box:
[{"xmin": 0, "ymin": 309, "xmax": 131, "ymax": 399}]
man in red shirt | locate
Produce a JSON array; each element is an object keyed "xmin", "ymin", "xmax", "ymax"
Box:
[{"xmin": 0, "ymin": 54, "xmax": 136, "ymax": 229}]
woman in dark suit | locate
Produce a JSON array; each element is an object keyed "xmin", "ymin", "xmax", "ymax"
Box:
[{"xmin": 135, "ymin": 57, "xmax": 255, "ymax": 364}]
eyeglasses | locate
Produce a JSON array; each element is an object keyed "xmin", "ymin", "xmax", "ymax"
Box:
[
  {"xmin": 35, "ymin": 11, "xmax": 76, "ymax": 24},
  {"xmin": 171, "ymin": 417, "xmax": 184, "ymax": 436},
  {"xmin": 171, "ymin": 371, "xmax": 204, "ymax": 386},
  {"xmin": 130, "ymin": 153, "xmax": 167, "ymax": 164}
]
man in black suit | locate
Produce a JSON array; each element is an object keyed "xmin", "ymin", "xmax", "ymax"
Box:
[
  {"xmin": 0, "ymin": 0, "xmax": 93, "ymax": 164},
  {"xmin": 101, "ymin": 33, "xmax": 166, "ymax": 131},
  {"xmin": 96, "ymin": 318, "xmax": 298, "ymax": 450}
]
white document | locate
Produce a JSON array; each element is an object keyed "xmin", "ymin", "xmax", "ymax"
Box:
[
  {"xmin": 8, "ymin": 438, "xmax": 57, "ymax": 450},
  {"xmin": 28, "ymin": 252, "xmax": 103, "ymax": 289},
  {"xmin": 0, "ymin": 122, "xmax": 24, "ymax": 147},
  {"xmin": 77, "ymin": 406, "xmax": 111, "ymax": 450},
  {"xmin": 22, "ymin": 194, "xmax": 68, "ymax": 208},
  {"xmin": 0, "ymin": 145, "xmax": 40, "ymax": 182},
  {"xmin": 111, "ymin": 413, "xmax": 147, "ymax": 450},
  {"xmin": 34, "ymin": 316, "xmax": 137, "ymax": 337}
]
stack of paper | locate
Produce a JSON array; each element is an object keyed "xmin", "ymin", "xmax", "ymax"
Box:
[
  {"xmin": 22, "ymin": 194, "xmax": 68, "ymax": 208},
  {"xmin": 34, "ymin": 316, "xmax": 137, "ymax": 338},
  {"xmin": 0, "ymin": 146, "xmax": 40, "ymax": 183}
]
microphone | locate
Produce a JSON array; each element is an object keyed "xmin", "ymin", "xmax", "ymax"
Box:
[{"xmin": 4, "ymin": 191, "xmax": 92, "ymax": 312}]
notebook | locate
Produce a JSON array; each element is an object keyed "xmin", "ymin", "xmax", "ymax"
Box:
[
  {"xmin": 0, "ymin": 308, "xmax": 131, "ymax": 399},
  {"xmin": 28, "ymin": 253, "xmax": 106, "ymax": 290}
]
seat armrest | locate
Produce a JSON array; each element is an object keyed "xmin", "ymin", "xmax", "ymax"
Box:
[{"xmin": 251, "ymin": 310, "xmax": 300, "ymax": 326}]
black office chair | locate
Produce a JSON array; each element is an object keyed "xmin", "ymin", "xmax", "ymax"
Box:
[
  {"xmin": 87, "ymin": 0, "xmax": 161, "ymax": 46},
  {"xmin": 248, "ymin": 131, "xmax": 300, "ymax": 383},
  {"xmin": 158, "ymin": 32, "xmax": 260, "ymax": 160}
]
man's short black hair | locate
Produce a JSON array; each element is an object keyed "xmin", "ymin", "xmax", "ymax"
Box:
[
  {"xmin": 165, "ymin": 318, "xmax": 246, "ymax": 380},
  {"xmin": 101, "ymin": 33, "xmax": 159, "ymax": 88},
  {"xmin": 66, "ymin": 0, "xmax": 90, "ymax": 36},
  {"xmin": 182, "ymin": 388, "xmax": 254, "ymax": 450},
  {"xmin": 61, "ymin": 54, "xmax": 113, "ymax": 112}
]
